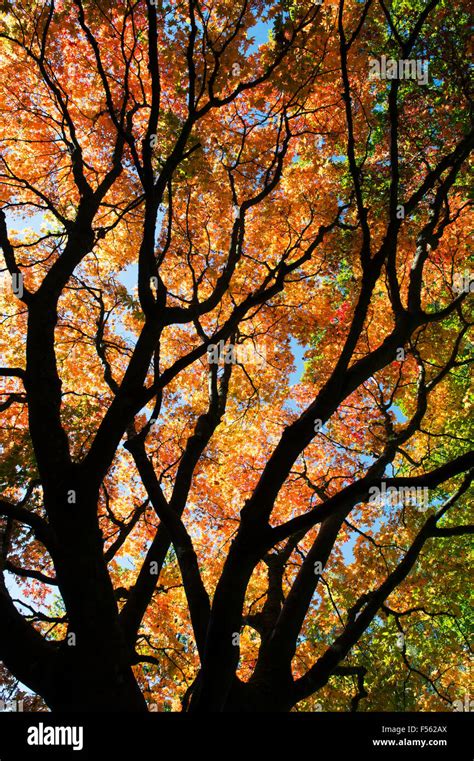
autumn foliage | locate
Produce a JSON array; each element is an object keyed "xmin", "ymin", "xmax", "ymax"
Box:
[{"xmin": 0, "ymin": 0, "xmax": 472, "ymax": 712}]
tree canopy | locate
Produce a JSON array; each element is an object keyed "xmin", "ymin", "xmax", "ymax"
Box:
[{"xmin": 0, "ymin": 0, "xmax": 472, "ymax": 712}]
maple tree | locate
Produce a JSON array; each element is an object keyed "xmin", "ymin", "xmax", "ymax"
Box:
[{"xmin": 0, "ymin": 0, "xmax": 472, "ymax": 714}]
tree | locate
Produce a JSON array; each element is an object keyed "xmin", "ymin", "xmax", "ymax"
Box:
[{"xmin": 0, "ymin": 0, "xmax": 472, "ymax": 713}]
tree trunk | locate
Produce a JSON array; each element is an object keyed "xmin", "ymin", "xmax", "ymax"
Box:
[
  {"xmin": 46, "ymin": 657, "xmax": 147, "ymax": 712},
  {"xmin": 40, "ymin": 488, "xmax": 149, "ymax": 712}
]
